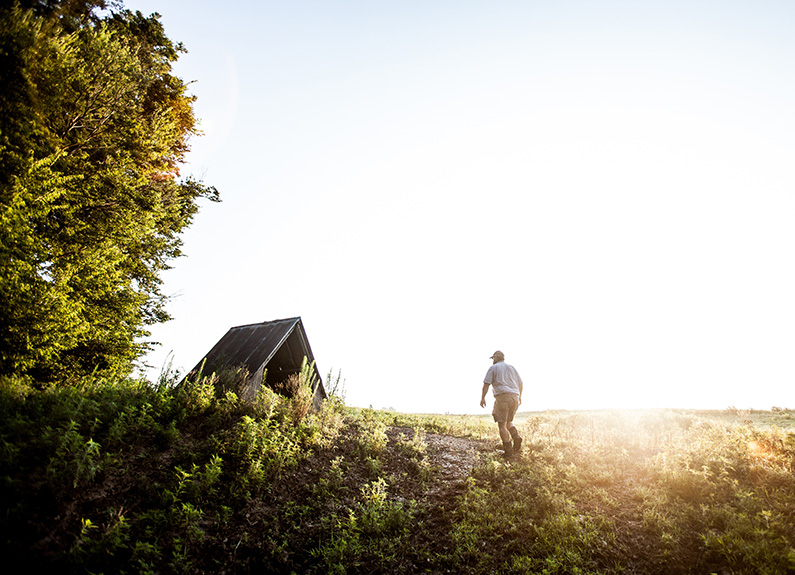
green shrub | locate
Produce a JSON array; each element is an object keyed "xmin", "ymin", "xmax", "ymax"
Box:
[
  {"xmin": 352, "ymin": 407, "xmax": 388, "ymax": 458},
  {"xmin": 312, "ymin": 477, "xmax": 417, "ymax": 573},
  {"xmin": 230, "ymin": 415, "xmax": 300, "ymax": 493},
  {"xmin": 46, "ymin": 420, "xmax": 104, "ymax": 491}
]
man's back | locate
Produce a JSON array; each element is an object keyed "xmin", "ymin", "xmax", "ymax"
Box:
[{"xmin": 484, "ymin": 361, "xmax": 522, "ymax": 395}]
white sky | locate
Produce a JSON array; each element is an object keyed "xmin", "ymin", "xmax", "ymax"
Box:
[{"xmin": 127, "ymin": 0, "xmax": 795, "ymax": 413}]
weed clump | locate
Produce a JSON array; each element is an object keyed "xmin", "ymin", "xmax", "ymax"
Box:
[{"xmin": 0, "ymin": 373, "xmax": 345, "ymax": 574}]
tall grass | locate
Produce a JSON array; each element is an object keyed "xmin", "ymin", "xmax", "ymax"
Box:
[
  {"xmin": 2, "ymin": 376, "xmax": 794, "ymax": 574},
  {"xmin": 452, "ymin": 409, "xmax": 795, "ymax": 574}
]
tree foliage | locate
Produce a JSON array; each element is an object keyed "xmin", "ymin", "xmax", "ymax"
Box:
[{"xmin": 0, "ymin": 1, "xmax": 218, "ymax": 381}]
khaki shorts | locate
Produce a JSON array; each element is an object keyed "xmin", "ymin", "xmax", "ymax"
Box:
[{"xmin": 492, "ymin": 393, "xmax": 519, "ymax": 423}]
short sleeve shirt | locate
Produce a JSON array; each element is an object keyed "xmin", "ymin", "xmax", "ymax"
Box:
[{"xmin": 483, "ymin": 361, "xmax": 523, "ymax": 396}]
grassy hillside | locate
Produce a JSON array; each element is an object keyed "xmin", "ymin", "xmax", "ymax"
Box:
[{"xmin": 1, "ymin": 375, "xmax": 794, "ymax": 574}]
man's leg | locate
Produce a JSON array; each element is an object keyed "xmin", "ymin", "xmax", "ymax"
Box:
[
  {"xmin": 497, "ymin": 421, "xmax": 512, "ymax": 443},
  {"xmin": 497, "ymin": 421, "xmax": 513, "ymax": 456},
  {"xmin": 494, "ymin": 395, "xmax": 518, "ymax": 456},
  {"xmin": 505, "ymin": 394, "xmax": 522, "ymax": 451},
  {"xmin": 507, "ymin": 422, "xmax": 522, "ymax": 452}
]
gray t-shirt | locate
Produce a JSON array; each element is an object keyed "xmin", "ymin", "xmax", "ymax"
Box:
[{"xmin": 483, "ymin": 361, "xmax": 523, "ymax": 396}]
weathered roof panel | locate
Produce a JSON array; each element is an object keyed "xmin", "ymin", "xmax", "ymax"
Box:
[{"xmin": 193, "ymin": 317, "xmax": 302, "ymax": 377}]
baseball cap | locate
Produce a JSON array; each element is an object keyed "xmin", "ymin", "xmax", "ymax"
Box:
[{"xmin": 490, "ymin": 350, "xmax": 504, "ymax": 359}]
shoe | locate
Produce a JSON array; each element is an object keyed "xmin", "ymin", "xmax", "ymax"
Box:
[
  {"xmin": 513, "ymin": 436, "xmax": 522, "ymax": 452},
  {"xmin": 502, "ymin": 441, "xmax": 514, "ymax": 457}
]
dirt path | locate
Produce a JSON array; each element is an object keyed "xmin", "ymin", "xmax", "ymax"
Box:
[
  {"xmin": 385, "ymin": 426, "xmax": 492, "ymax": 502},
  {"xmin": 386, "ymin": 426, "xmax": 493, "ymax": 564},
  {"xmin": 423, "ymin": 431, "xmax": 489, "ymax": 486},
  {"xmin": 387, "ymin": 426, "xmax": 490, "ymax": 488}
]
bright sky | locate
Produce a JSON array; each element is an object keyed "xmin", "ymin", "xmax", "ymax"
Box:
[{"xmin": 128, "ymin": 0, "xmax": 795, "ymax": 414}]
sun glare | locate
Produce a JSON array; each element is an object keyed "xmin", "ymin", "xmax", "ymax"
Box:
[{"xmin": 747, "ymin": 440, "xmax": 766, "ymax": 458}]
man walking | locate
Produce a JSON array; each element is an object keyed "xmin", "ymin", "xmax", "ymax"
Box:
[{"xmin": 480, "ymin": 350, "xmax": 523, "ymax": 457}]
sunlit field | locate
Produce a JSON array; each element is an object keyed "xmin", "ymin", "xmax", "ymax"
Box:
[{"xmin": 335, "ymin": 406, "xmax": 795, "ymax": 574}]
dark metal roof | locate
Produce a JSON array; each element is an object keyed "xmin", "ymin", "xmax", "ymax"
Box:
[{"xmin": 189, "ymin": 317, "xmax": 323, "ymax": 392}]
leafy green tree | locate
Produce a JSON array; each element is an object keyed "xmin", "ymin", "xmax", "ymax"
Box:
[{"xmin": 0, "ymin": 1, "xmax": 218, "ymax": 381}]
